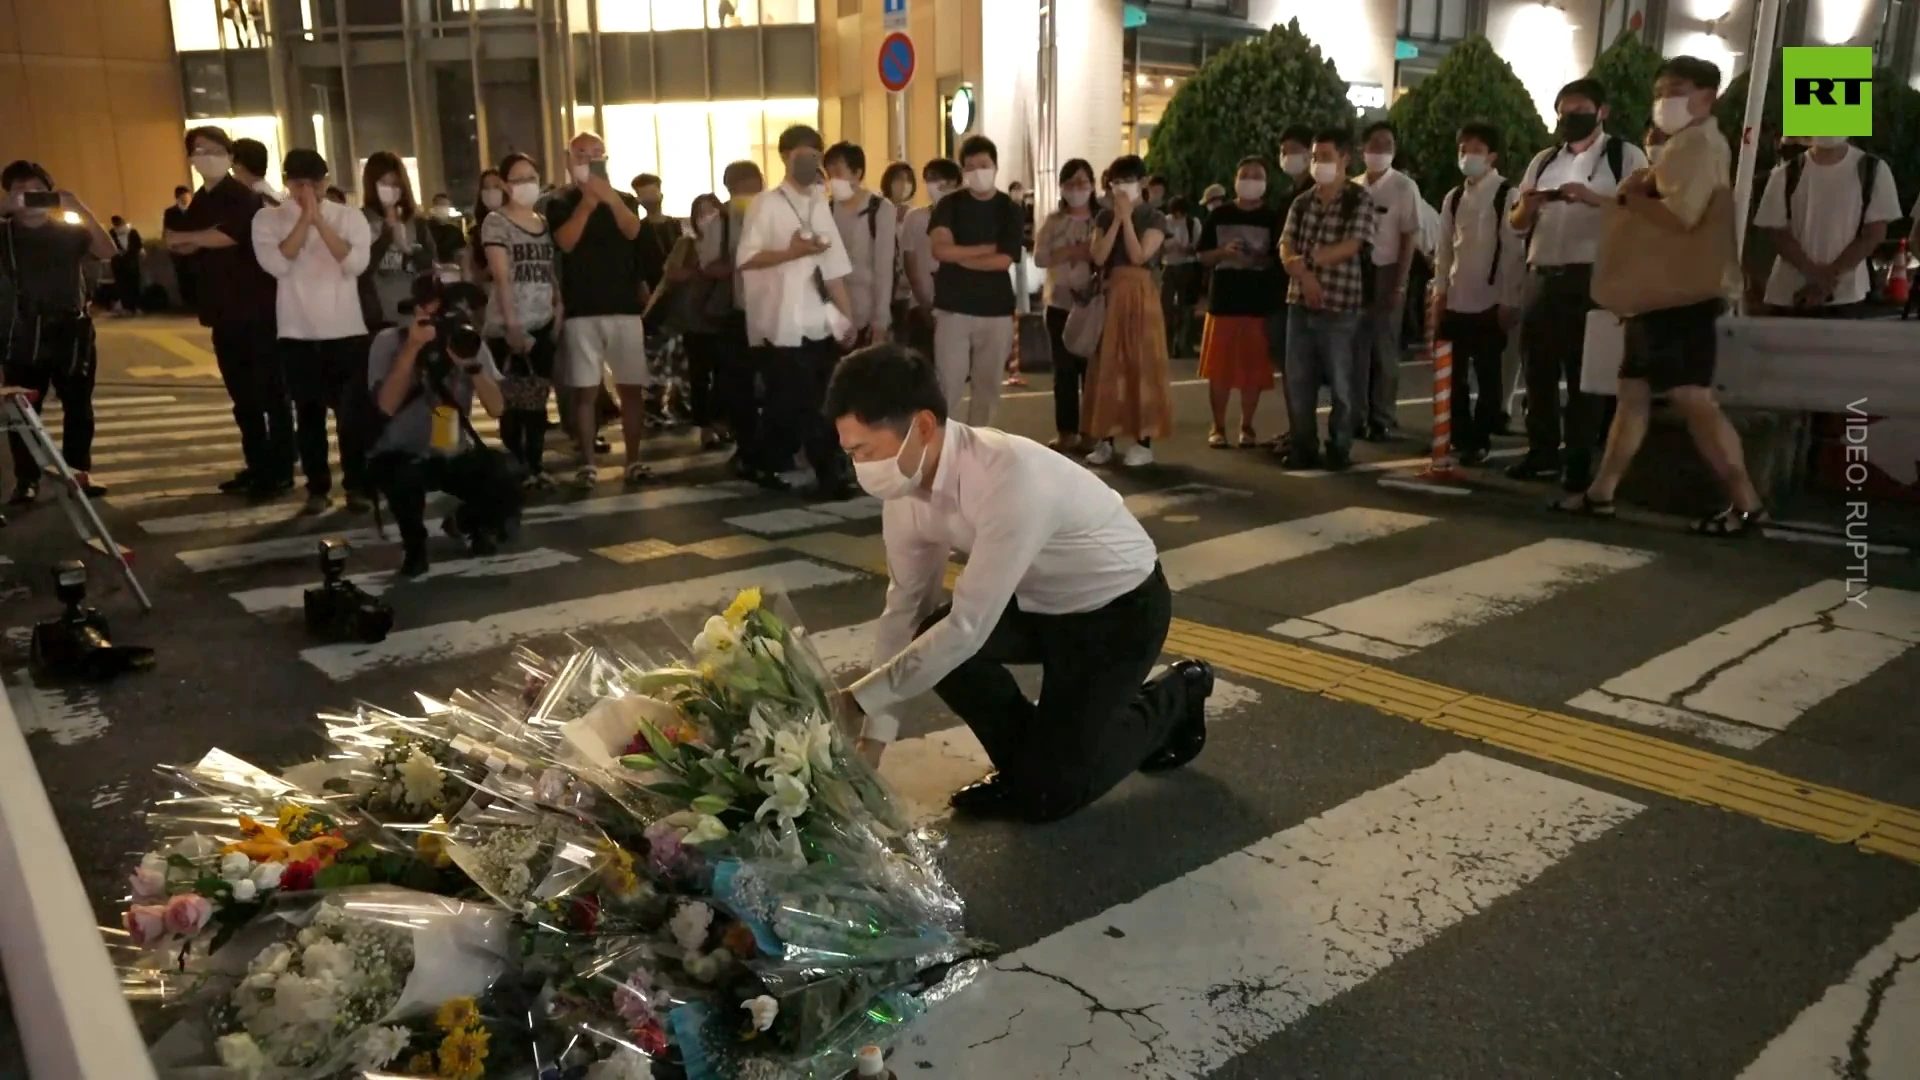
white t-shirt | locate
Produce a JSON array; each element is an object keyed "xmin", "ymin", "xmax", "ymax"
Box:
[
  {"xmin": 1520, "ymin": 135, "xmax": 1649, "ymax": 268},
  {"xmin": 1754, "ymin": 147, "xmax": 1902, "ymax": 307},
  {"xmin": 1363, "ymin": 168, "xmax": 1422, "ymax": 266},
  {"xmin": 737, "ymin": 181, "xmax": 854, "ymax": 347}
]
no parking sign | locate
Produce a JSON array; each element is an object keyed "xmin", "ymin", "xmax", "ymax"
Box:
[{"xmin": 879, "ymin": 32, "xmax": 915, "ymax": 93}]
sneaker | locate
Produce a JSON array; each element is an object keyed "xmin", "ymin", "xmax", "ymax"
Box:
[
  {"xmin": 1459, "ymin": 446, "xmax": 1491, "ymax": 466},
  {"xmin": 73, "ymin": 472, "xmax": 107, "ymax": 499},
  {"xmin": 468, "ymin": 531, "xmax": 499, "ymax": 558},
  {"xmin": 301, "ymin": 493, "xmax": 330, "ymax": 515},
  {"xmin": 1085, "ymin": 440, "xmax": 1115, "ymax": 466},
  {"xmin": 1122, "ymin": 442, "xmax": 1154, "ymax": 467},
  {"xmin": 218, "ymin": 470, "xmax": 255, "ymax": 495},
  {"xmin": 574, "ymin": 466, "xmax": 598, "ymax": 490},
  {"xmin": 6, "ymin": 481, "xmax": 36, "ymax": 505},
  {"xmin": 1505, "ymin": 456, "xmax": 1561, "ymax": 481},
  {"xmin": 399, "ymin": 550, "xmax": 430, "ymax": 578},
  {"xmin": 593, "ymin": 437, "xmax": 612, "ymax": 454},
  {"xmin": 248, "ymin": 475, "xmax": 294, "ymax": 500}
]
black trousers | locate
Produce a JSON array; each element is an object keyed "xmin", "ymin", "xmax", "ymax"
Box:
[
  {"xmin": 915, "ymin": 564, "xmax": 1189, "ymax": 821},
  {"xmin": 754, "ymin": 336, "xmax": 846, "ymax": 485},
  {"xmin": 1045, "ymin": 305, "xmax": 1086, "ymax": 436},
  {"xmin": 213, "ymin": 318, "xmax": 294, "ymax": 484},
  {"xmin": 684, "ymin": 329, "xmax": 755, "ymax": 433},
  {"xmin": 365, "ymin": 449, "xmax": 521, "ymax": 556},
  {"xmin": 279, "ymin": 335, "xmax": 371, "ymax": 497},
  {"xmin": 1520, "ymin": 265, "xmax": 1599, "ymax": 472},
  {"xmin": 1438, "ymin": 308, "xmax": 1507, "ymax": 453},
  {"xmin": 489, "ymin": 325, "xmax": 557, "ymax": 477},
  {"xmin": 5, "ymin": 314, "xmax": 97, "ymax": 485}
]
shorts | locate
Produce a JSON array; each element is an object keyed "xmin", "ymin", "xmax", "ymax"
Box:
[
  {"xmin": 1619, "ymin": 298, "xmax": 1723, "ymax": 393},
  {"xmin": 558, "ymin": 315, "xmax": 648, "ymax": 389}
]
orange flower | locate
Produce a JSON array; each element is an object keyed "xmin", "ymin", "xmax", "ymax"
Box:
[{"xmin": 222, "ymin": 817, "xmax": 349, "ymax": 865}]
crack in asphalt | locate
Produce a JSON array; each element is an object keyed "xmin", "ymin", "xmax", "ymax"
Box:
[
  {"xmin": 967, "ymin": 1006, "xmax": 1025, "ymax": 1050},
  {"xmin": 1844, "ymin": 951, "xmax": 1917, "ymax": 1080},
  {"xmin": 1001, "ymin": 962, "xmax": 1169, "ymax": 1073}
]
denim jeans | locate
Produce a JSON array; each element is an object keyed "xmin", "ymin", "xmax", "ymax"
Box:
[
  {"xmin": 1284, "ymin": 307, "xmax": 1361, "ymax": 455},
  {"xmin": 1352, "ymin": 263, "xmax": 1405, "ymax": 432}
]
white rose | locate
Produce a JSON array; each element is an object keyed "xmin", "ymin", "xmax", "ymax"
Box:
[
  {"xmin": 139, "ymin": 852, "xmax": 168, "ymax": 877},
  {"xmin": 251, "ymin": 861, "xmax": 285, "ymax": 892},
  {"xmin": 399, "ymin": 747, "xmax": 444, "ymax": 809},
  {"xmin": 219, "ymin": 851, "xmax": 253, "ymax": 881},
  {"xmin": 670, "ymin": 901, "xmax": 714, "ymax": 953},
  {"xmin": 301, "ymin": 940, "xmax": 355, "ymax": 982},
  {"xmin": 743, "ymin": 994, "xmax": 779, "ymax": 1032},
  {"xmin": 230, "ymin": 878, "xmax": 258, "ymax": 902},
  {"xmin": 247, "ymin": 943, "xmax": 292, "ymax": 977},
  {"xmin": 215, "ymin": 1033, "xmax": 270, "ymax": 1077},
  {"xmin": 586, "ymin": 1049, "xmax": 655, "ymax": 1080},
  {"xmin": 353, "ymin": 1026, "xmax": 411, "ymax": 1070}
]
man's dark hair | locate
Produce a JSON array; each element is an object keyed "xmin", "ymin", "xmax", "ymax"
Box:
[
  {"xmin": 1456, "ymin": 120, "xmax": 1504, "ymax": 157},
  {"xmin": 1658, "ymin": 55, "xmax": 1722, "ymax": 92},
  {"xmin": 184, "ymin": 125, "xmax": 234, "ymax": 156},
  {"xmin": 174, "ymin": 185, "xmax": 191, "ymax": 197},
  {"xmin": 284, "ymin": 148, "xmax": 329, "ymax": 183},
  {"xmin": 777, "ymin": 125, "xmax": 824, "ymax": 156},
  {"xmin": 824, "ymin": 142, "xmax": 867, "ymax": 177},
  {"xmin": 957, "ymin": 134, "xmax": 998, "ymax": 165},
  {"xmin": 1555, "ymin": 78, "xmax": 1607, "ymax": 111},
  {"xmin": 324, "ymin": 185, "xmax": 347, "ymax": 203},
  {"xmin": 1279, "ymin": 124, "xmax": 1315, "ymax": 149},
  {"xmin": 409, "ymin": 273, "xmax": 487, "ymax": 316},
  {"xmin": 1235, "ymin": 154, "xmax": 1269, "ymax": 175},
  {"xmin": 923, "ymin": 157, "xmax": 962, "ymax": 185},
  {"xmin": 1147, "ymin": 174, "xmax": 1169, "ymax": 189},
  {"xmin": 722, "ymin": 159, "xmax": 762, "ymax": 193},
  {"xmin": 2, "ymin": 161, "xmax": 54, "ymax": 191},
  {"xmin": 1361, "ymin": 120, "xmax": 1396, "ymax": 143},
  {"xmin": 1167, "ymin": 195, "xmax": 1191, "ymax": 216},
  {"xmin": 232, "ymin": 138, "xmax": 269, "ymax": 179},
  {"xmin": 824, "ymin": 343, "xmax": 948, "ymax": 431},
  {"xmin": 1313, "ymin": 128, "xmax": 1353, "ymax": 154},
  {"xmin": 1108, "ymin": 154, "xmax": 1147, "ymax": 181},
  {"xmin": 632, "ymin": 172, "xmax": 662, "ymax": 190},
  {"xmin": 110, "ymin": 215, "xmax": 126, "ymax": 226}
]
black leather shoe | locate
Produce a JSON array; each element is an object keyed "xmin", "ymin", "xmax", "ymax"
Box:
[
  {"xmin": 949, "ymin": 774, "xmax": 1022, "ymax": 818},
  {"xmin": 218, "ymin": 470, "xmax": 255, "ymax": 494},
  {"xmin": 1140, "ymin": 660, "xmax": 1214, "ymax": 773}
]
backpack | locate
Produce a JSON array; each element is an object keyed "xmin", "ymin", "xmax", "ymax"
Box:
[
  {"xmin": 1442, "ymin": 180, "xmax": 1516, "ymax": 287},
  {"xmin": 1530, "ymin": 134, "xmax": 1632, "ymax": 191},
  {"xmin": 860, "ymin": 193, "xmax": 885, "ymax": 241},
  {"xmin": 1782, "ymin": 151, "xmax": 1882, "ymax": 231}
]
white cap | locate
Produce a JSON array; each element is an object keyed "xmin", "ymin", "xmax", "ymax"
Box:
[{"xmin": 855, "ymin": 1046, "xmax": 887, "ymax": 1076}]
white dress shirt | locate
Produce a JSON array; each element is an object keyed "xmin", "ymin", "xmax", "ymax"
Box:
[
  {"xmin": 252, "ymin": 198, "xmax": 372, "ymax": 340},
  {"xmin": 1754, "ymin": 146, "xmax": 1902, "ymax": 308},
  {"xmin": 1363, "ymin": 167, "xmax": 1422, "ymax": 266},
  {"xmin": 830, "ymin": 188, "xmax": 899, "ymax": 330},
  {"xmin": 737, "ymin": 181, "xmax": 853, "ymax": 348},
  {"xmin": 849, "ymin": 422, "xmax": 1159, "ymax": 738},
  {"xmin": 1520, "ymin": 135, "xmax": 1650, "ymax": 268},
  {"xmin": 899, "ymin": 204, "xmax": 935, "ymax": 308},
  {"xmin": 1434, "ymin": 171, "xmax": 1525, "ymax": 315}
]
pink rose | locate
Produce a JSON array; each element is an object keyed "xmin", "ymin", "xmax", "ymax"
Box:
[
  {"xmin": 128, "ymin": 865, "xmax": 166, "ymax": 903},
  {"xmin": 124, "ymin": 905, "xmax": 167, "ymax": 946},
  {"xmin": 162, "ymin": 893, "xmax": 214, "ymax": 937}
]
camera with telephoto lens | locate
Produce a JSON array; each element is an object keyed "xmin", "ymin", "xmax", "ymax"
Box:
[
  {"xmin": 303, "ymin": 538, "xmax": 394, "ymax": 643},
  {"xmin": 30, "ymin": 561, "xmax": 156, "ymax": 682},
  {"xmin": 415, "ymin": 281, "xmax": 487, "ymax": 384}
]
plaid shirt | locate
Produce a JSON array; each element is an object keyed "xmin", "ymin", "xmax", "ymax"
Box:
[{"xmin": 1281, "ymin": 184, "xmax": 1378, "ymax": 314}]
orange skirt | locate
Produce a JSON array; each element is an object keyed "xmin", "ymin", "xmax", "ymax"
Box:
[
  {"xmin": 1196, "ymin": 314, "xmax": 1275, "ymax": 393},
  {"xmin": 1082, "ymin": 266, "xmax": 1174, "ymax": 441}
]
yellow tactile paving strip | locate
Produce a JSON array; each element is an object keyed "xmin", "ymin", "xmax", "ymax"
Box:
[{"xmin": 774, "ymin": 531, "xmax": 1920, "ymax": 866}]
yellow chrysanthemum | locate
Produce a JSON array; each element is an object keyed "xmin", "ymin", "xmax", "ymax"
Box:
[
  {"xmin": 434, "ymin": 997, "xmax": 481, "ymax": 1032},
  {"xmin": 723, "ymin": 587, "xmax": 762, "ymax": 627},
  {"xmin": 275, "ymin": 805, "xmax": 311, "ymax": 836},
  {"xmin": 404, "ymin": 1051, "xmax": 436, "ymax": 1076},
  {"xmin": 437, "ymin": 1025, "xmax": 489, "ymax": 1080}
]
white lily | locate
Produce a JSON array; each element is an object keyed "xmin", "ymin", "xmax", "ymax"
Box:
[
  {"xmin": 756, "ymin": 771, "xmax": 810, "ymax": 823},
  {"xmin": 691, "ymin": 614, "xmax": 739, "ymax": 660},
  {"xmin": 764, "ymin": 728, "xmax": 815, "ymax": 785},
  {"xmin": 731, "ymin": 706, "xmax": 775, "ymax": 769}
]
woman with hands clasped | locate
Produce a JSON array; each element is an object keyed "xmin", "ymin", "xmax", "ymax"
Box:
[
  {"xmin": 480, "ymin": 153, "xmax": 561, "ymax": 487},
  {"xmin": 1033, "ymin": 158, "xmax": 1098, "ymax": 453},
  {"xmin": 360, "ymin": 150, "xmax": 440, "ymax": 329},
  {"xmin": 1081, "ymin": 154, "xmax": 1175, "ymax": 468}
]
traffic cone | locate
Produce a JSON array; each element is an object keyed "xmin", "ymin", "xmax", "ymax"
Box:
[
  {"xmin": 1418, "ymin": 341, "xmax": 1464, "ymax": 481},
  {"xmin": 1886, "ymin": 239, "xmax": 1910, "ymax": 305}
]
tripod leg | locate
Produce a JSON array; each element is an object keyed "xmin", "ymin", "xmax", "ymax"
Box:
[{"xmin": 5, "ymin": 396, "xmax": 153, "ymax": 612}]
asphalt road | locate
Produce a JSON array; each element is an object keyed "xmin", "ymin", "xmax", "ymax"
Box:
[{"xmin": 3, "ymin": 354, "xmax": 1918, "ymax": 1079}]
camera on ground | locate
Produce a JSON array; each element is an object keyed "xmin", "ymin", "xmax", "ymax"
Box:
[
  {"xmin": 30, "ymin": 560, "xmax": 156, "ymax": 681},
  {"xmin": 303, "ymin": 538, "xmax": 395, "ymax": 644}
]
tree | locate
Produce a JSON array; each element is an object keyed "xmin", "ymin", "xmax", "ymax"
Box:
[
  {"xmin": 1387, "ymin": 36, "xmax": 1551, "ymax": 206},
  {"xmin": 1587, "ymin": 27, "xmax": 1664, "ymax": 146},
  {"xmin": 1144, "ymin": 19, "xmax": 1353, "ymax": 199}
]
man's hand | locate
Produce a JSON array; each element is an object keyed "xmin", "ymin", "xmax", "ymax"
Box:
[
  {"xmin": 866, "ymin": 324, "xmax": 886, "ymax": 345},
  {"xmin": 787, "ymin": 229, "xmax": 830, "ymax": 257},
  {"xmin": 406, "ymin": 317, "xmax": 438, "ymax": 350},
  {"xmin": 1521, "ymin": 188, "xmax": 1553, "ymax": 208},
  {"xmin": 1299, "ymin": 274, "xmax": 1327, "ymax": 310},
  {"xmin": 1793, "ymin": 281, "xmax": 1832, "ymax": 308},
  {"xmin": 854, "ymin": 738, "xmax": 886, "ymax": 769},
  {"xmin": 1498, "ymin": 305, "xmax": 1519, "ymax": 333},
  {"xmin": 1558, "ymin": 182, "xmax": 1601, "ymax": 207},
  {"xmin": 293, "ymin": 185, "xmax": 319, "ymax": 215},
  {"xmin": 506, "ymin": 326, "xmax": 533, "ymax": 355}
]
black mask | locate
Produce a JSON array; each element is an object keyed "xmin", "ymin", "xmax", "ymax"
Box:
[
  {"xmin": 1557, "ymin": 112, "xmax": 1599, "ymax": 143},
  {"xmin": 1778, "ymin": 141, "xmax": 1808, "ymax": 160}
]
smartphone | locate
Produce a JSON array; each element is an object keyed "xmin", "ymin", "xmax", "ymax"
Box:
[
  {"xmin": 22, "ymin": 191, "xmax": 60, "ymax": 209},
  {"xmin": 587, "ymin": 159, "xmax": 609, "ymax": 181},
  {"xmin": 1541, "ymin": 190, "xmax": 1568, "ymax": 203}
]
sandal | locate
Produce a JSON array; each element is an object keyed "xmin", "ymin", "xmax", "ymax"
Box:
[
  {"xmin": 624, "ymin": 462, "xmax": 653, "ymax": 486},
  {"xmin": 1692, "ymin": 506, "xmax": 1768, "ymax": 538},
  {"xmin": 1552, "ymin": 491, "xmax": 1617, "ymax": 518},
  {"xmin": 1207, "ymin": 428, "xmax": 1229, "ymax": 449},
  {"xmin": 1237, "ymin": 427, "xmax": 1258, "ymax": 449}
]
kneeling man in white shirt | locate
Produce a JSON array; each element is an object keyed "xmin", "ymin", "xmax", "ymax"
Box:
[{"xmin": 826, "ymin": 344, "xmax": 1216, "ymax": 822}]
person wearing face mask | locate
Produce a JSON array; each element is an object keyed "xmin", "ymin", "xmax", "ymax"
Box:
[
  {"xmin": 1506, "ymin": 79, "xmax": 1648, "ymax": 491},
  {"xmin": 1277, "ymin": 128, "xmax": 1377, "ymax": 471},
  {"xmin": 1352, "ymin": 121, "xmax": 1421, "ymax": 443},
  {"xmin": 1429, "ymin": 121, "xmax": 1525, "ymax": 468},
  {"xmin": 823, "ymin": 343, "xmax": 1216, "ymax": 819},
  {"xmin": 170, "ymin": 127, "xmax": 295, "ymax": 498},
  {"xmin": 1083, "ymin": 154, "xmax": 1175, "ymax": 467},
  {"xmin": 656, "ymin": 192, "xmax": 741, "ymax": 452},
  {"xmin": 629, "ymin": 172, "xmax": 678, "ymax": 299},
  {"xmin": 1159, "ymin": 196, "xmax": 1202, "ymax": 359},
  {"xmin": 736, "ymin": 124, "xmax": 860, "ymax": 497},
  {"xmin": 466, "ymin": 169, "xmax": 506, "ymax": 284},
  {"xmin": 480, "ymin": 153, "xmax": 562, "ymax": 485},
  {"xmin": 926, "ymin": 136, "xmax": 1023, "ymax": 426},
  {"xmin": 824, "ymin": 142, "xmax": 898, "ymax": 350},
  {"xmin": 716, "ymin": 160, "xmax": 764, "ymax": 463},
  {"xmin": 106, "ymin": 215, "xmax": 143, "ymax": 315},
  {"xmin": 358, "ymin": 152, "xmax": 440, "ymax": 332},
  {"xmin": 1200, "ymin": 184, "xmax": 1227, "ymax": 217},
  {"xmin": 897, "ymin": 158, "xmax": 959, "ymax": 356},
  {"xmin": 163, "ymin": 184, "xmax": 197, "ymax": 310},
  {"xmin": 1561, "ymin": 56, "xmax": 1766, "ymax": 538},
  {"xmin": 1266, "ymin": 124, "xmax": 1316, "ymax": 431},
  {"xmin": 2, "ymin": 159, "xmax": 116, "ymax": 504},
  {"xmin": 879, "ymin": 161, "xmax": 918, "ymax": 333},
  {"xmin": 1754, "ymin": 134, "xmax": 1899, "ymax": 317},
  {"xmin": 1034, "ymin": 158, "xmax": 1098, "ymax": 451},
  {"xmin": 1195, "ymin": 155, "xmax": 1281, "ymax": 449}
]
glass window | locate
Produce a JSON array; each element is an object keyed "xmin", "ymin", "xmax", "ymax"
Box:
[
  {"xmin": 171, "ymin": 0, "xmax": 224, "ymax": 52},
  {"xmin": 599, "ymin": 0, "xmax": 651, "ymax": 32},
  {"xmin": 586, "ymin": 99, "xmax": 819, "ymax": 212},
  {"xmin": 710, "ymin": 0, "xmax": 815, "ymax": 26},
  {"xmin": 1405, "ymin": 0, "xmax": 1437, "ymax": 37},
  {"xmin": 1438, "ymin": 0, "xmax": 1467, "ymax": 41},
  {"xmin": 652, "ymin": 0, "xmax": 707, "ymax": 30}
]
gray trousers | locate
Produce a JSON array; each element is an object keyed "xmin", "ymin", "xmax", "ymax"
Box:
[
  {"xmin": 933, "ymin": 310, "xmax": 1015, "ymax": 426},
  {"xmin": 1351, "ymin": 262, "xmax": 1405, "ymax": 433}
]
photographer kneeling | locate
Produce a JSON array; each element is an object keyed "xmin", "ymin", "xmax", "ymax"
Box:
[{"xmin": 366, "ymin": 275, "xmax": 522, "ymax": 577}]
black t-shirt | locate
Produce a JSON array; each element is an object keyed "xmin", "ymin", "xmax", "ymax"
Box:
[
  {"xmin": 637, "ymin": 216, "xmax": 677, "ymax": 291},
  {"xmin": 1093, "ymin": 205, "xmax": 1169, "ymax": 269},
  {"xmin": 182, "ymin": 176, "xmax": 277, "ymax": 327},
  {"xmin": 929, "ymin": 191, "xmax": 1022, "ymax": 317},
  {"xmin": 2, "ymin": 218, "xmax": 92, "ymax": 314},
  {"xmin": 1199, "ymin": 202, "xmax": 1283, "ymax": 317},
  {"xmin": 544, "ymin": 188, "xmax": 647, "ymax": 317}
]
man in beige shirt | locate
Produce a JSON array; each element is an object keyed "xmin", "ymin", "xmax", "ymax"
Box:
[{"xmin": 1556, "ymin": 55, "xmax": 1765, "ymax": 537}]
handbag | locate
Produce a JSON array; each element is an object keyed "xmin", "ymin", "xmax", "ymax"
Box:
[
  {"xmin": 1578, "ymin": 309, "xmax": 1624, "ymax": 397},
  {"xmin": 1061, "ymin": 292, "xmax": 1105, "ymax": 358},
  {"xmin": 1591, "ymin": 185, "xmax": 1737, "ymax": 318}
]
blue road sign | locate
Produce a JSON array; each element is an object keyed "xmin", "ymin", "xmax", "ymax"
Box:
[{"xmin": 879, "ymin": 33, "xmax": 915, "ymax": 93}]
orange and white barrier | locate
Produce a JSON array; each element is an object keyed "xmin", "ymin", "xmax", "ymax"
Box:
[{"xmin": 1420, "ymin": 341, "xmax": 1463, "ymax": 480}]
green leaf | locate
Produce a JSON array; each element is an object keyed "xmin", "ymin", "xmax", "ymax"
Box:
[
  {"xmin": 636, "ymin": 719, "xmax": 684, "ymax": 768},
  {"xmin": 313, "ymin": 863, "xmax": 356, "ymax": 889},
  {"xmin": 1387, "ymin": 36, "xmax": 1552, "ymax": 207},
  {"xmin": 643, "ymin": 781, "xmax": 708, "ymax": 803},
  {"xmin": 690, "ymin": 795, "xmax": 732, "ymax": 815},
  {"xmin": 620, "ymin": 753, "xmax": 660, "ymax": 771},
  {"xmin": 166, "ymin": 854, "xmax": 197, "ymax": 870}
]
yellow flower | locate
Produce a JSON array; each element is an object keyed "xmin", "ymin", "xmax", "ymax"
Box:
[
  {"xmin": 437, "ymin": 1025, "xmax": 489, "ymax": 1080},
  {"xmin": 275, "ymin": 805, "xmax": 311, "ymax": 836},
  {"xmin": 723, "ymin": 587, "xmax": 762, "ymax": 627},
  {"xmin": 404, "ymin": 1052, "xmax": 436, "ymax": 1076},
  {"xmin": 434, "ymin": 997, "xmax": 480, "ymax": 1032},
  {"xmin": 602, "ymin": 845, "xmax": 641, "ymax": 900}
]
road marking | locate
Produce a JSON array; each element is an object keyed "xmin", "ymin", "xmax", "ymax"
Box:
[
  {"xmin": 50, "ymin": 403, "xmax": 564, "ymax": 435},
  {"xmin": 725, "ymin": 507, "xmax": 850, "ymax": 535},
  {"xmin": 47, "ymin": 394, "xmax": 178, "ymax": 410},
  {"xmin": 1738, "ymin": 906, "xmax": 1920, "ymax": 1079},
  {"xmin": 84, "ymin": 416, "xmax": 502, "ymax": 450},
  {"xmin": 143, "ymin": 494, "xmax": 450, "ymax": 536},
  {"xmin": 1271, "ymin": 539, "xmax": 1655, "ymax": 660},
  {"xmin": 1377, "ymin": 476, "xmax": 1472, "ymax": 496},
  {"xmin": 299, "ymin": 559, "xmax": 861, "ymax": 679},
  {"xmin": 904, "ymin": 752, "xmax": 1641, "ymax": 1076},
  {"xmin": 176, "ymin": 482, "xmax": 747, "ymax": 572},
  {"xmin": 1285, "ymin": 447, "xmax": 1525, "ymax": 479},
  {"xmin": 1567, "ymin": 581, "xmax": 1920, "ymax": 749},
  {"xmin": 228, "ymin": 548, "xmax": 581, "ymax": 614},
  {"xmin": 1159, "ymin": 508, "xmax": 1434, "ymax": 591},
  {"xmin": 5, "ymin": 670, "xmax": 112, "ymax": 746}
]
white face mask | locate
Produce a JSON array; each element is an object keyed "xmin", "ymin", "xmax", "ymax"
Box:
[
  {"xmin": 510, "ymin": 181, "xmax": 540, "ymax": 208},
  {"xmin": 377, "ymin": 183, "xmax": 402, "ymax": 208},
  {"xmin": 964, "ymin": 167, "xmax": 997, "ymax": 194},
  {"xmin": 1363, "ymin": 151, "xmax": 1394, "ymax": 174},
  {"xmin": 191, "ymin": 154, "xmax": 230, "ymax": 182},
  {"xmin": 481, "ymin": 188, "xmax": 506, "ymax": 210},
  {"xmin": 1457, "ymin": 153, "xmax": 1489, "ymax": 178},
  {"xmin": 1235, "ymin": 178, "xmax": 1266, "ymax": 201},
  {"xmin": 926, "ymin": 182, "xmax": 952, "ymax": 201},
  {"xmin": 828, "ymin": 177, "xmax": 856, "ymax": 201},
  {"xmin": 696, "ymin": 211, "xmax": 719, "ymax": 229},
  {"xmin": 251, "ymin": 179, "xmax": 277, "ymax": 197},
  {"xmin": 1811, "ymin": 135, "xmax": 1849, "ymax": 149},
  {"xmin": 1309, "ymin": 162, "xmax": 1340, "ymax": 186},
  {"xmin": 1653, "ymin": 95, "xmax": 1695, "ymax": 134},
  {"xmin": 1114, "ymin": 181, "xmax": 1142, "ymax": 203},
  {"xmin": 1281, "ymin": 153, "xmax": 1309, "ymax": 177},
  {"xmin": 1063, "ymin": 187, "xmax": 1091, "ymax": 208},
  {"xmin": 889, "ymin": 180, "xmax": 912, "ymax": 201},
  {"xmin": 854, "ymin": 423, "xmax": 931, "ymax": 501}
]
